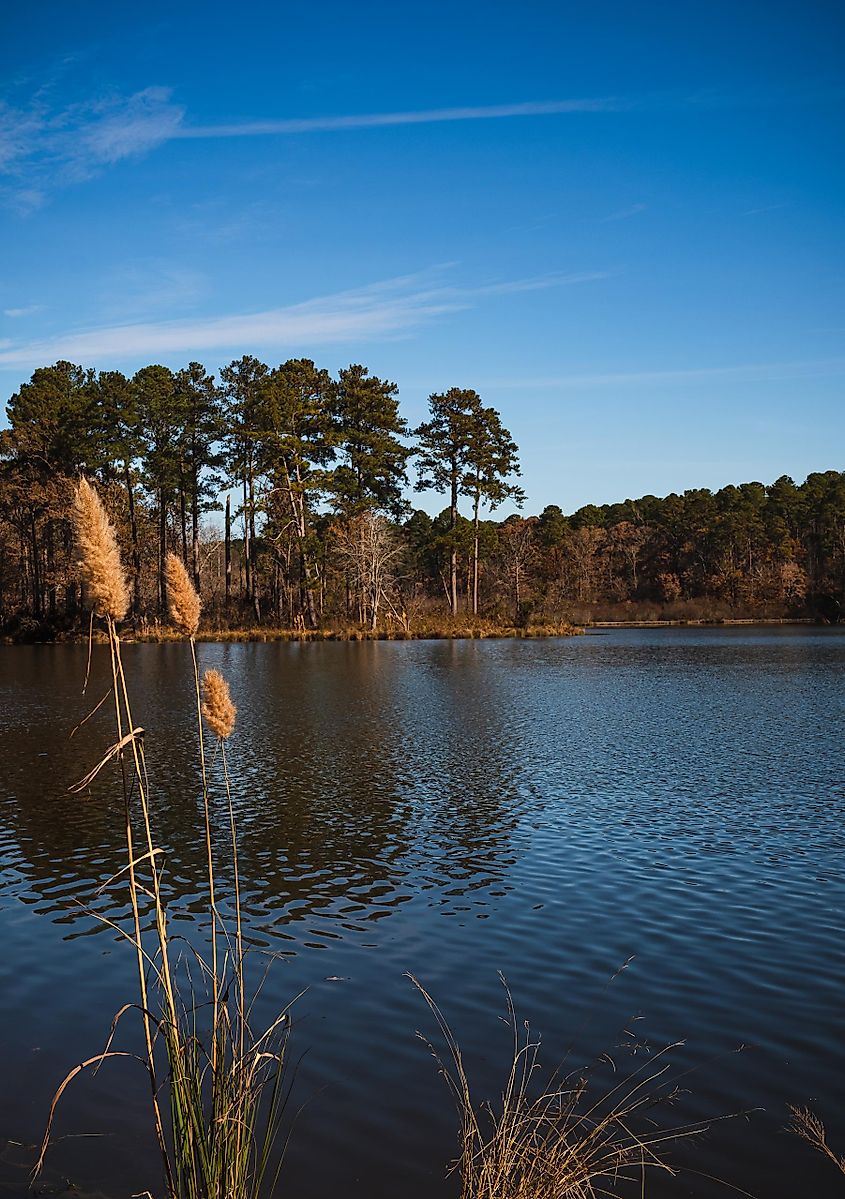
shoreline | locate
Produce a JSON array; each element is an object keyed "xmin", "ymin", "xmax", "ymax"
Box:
[
  {"xmin": 1, "ymin": 617, "xmax": 836, "ymax": 646},
  {"xmin": 584, "ymin": 616, "xmax": 819, "ymax": 629}
]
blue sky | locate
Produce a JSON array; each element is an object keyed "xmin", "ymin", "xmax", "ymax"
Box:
[{"xmin": 1, "ymin": 0, "xmax": 843, "ymax": 515}]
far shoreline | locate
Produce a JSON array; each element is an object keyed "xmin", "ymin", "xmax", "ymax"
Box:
[{"xmin": 2, "ymin": 616, "xmax": 838, "ymax": 646}]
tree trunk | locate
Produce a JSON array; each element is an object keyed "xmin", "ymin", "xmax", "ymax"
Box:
[
  {"xmin": 472, "ymin": 494, "xmax": 480, "ymax": 616},
  {"xmin": 46, "ymin": 519, "xmax": 56, "ymax": 619},
  {"xmin": 191, "ymin": 484, "xmax": 200, "ymax": 593},
  {"xmin": 449, "ymin": 471, "xmax": 458, "ymax": 615},
  {"xmin": 224, "ymin": 493, "xmax": 232, "ymax": 604},
  {"xmin": 248, "ymin": 469, "xmax": 259, "ymax": 619},
  {"xmin": 179, "ymin": 478, "xmax": 188, "ymax": 566},
  {"xmin": 159, "ymin": 489, "xmax": 167, "ymax": 615},
  {"xmin": 242, "ymin": 472, "xmax": 251, "ymax": 600},
  {"xmin": 286, "ymin": 464, "xmax": 319, "ymax": 630},
  {"xmin": 124, "ymin": 462, "xmax": 141, "ymax": 620},
  {"xmin": 30, "ymin": 512, "xmax": 42, "ymax": 617}
]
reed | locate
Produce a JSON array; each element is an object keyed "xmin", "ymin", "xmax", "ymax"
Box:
[{"xmin": 34, "ymin": 479, "xmax": 291, "ymax": 1199}]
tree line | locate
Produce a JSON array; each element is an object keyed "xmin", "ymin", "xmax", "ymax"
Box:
[{"xmin": 1, "ymin": 357, "xmax": 843, "ymax": 635}]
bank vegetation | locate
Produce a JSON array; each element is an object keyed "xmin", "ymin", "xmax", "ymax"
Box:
[{"xmin": 1, "ymin": 358, "xmax": 843, "ymax": 640}]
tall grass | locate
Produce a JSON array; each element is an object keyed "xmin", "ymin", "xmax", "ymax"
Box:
[{"xmin": 34, "ymin": 480, "xmax": 291, "ymax": 1199}]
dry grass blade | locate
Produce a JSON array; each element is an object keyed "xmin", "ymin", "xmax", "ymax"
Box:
[
  {"xmin": 67, "ymin": 726, "xmax": 144, "ymax": 792},
  {"xmin": 32, "ymin": 1049, "xmax": 142, "ymax": 1181},
  {"xmin": 409, "ymin": 973, "xmax": 715, "ymax": 1199},
  {"xmin": 789, "ymin": 1105, "xmax": 845, "ymax": 1179},
  {"xmin": 95, "ymin": 847, "xmax": 164, "ymax": 895},
  {"xmin": 69, "ymin": 687, "xmax": 113, "ymax": 738}
]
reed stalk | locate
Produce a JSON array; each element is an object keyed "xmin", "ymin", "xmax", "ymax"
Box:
[{"xmin": 165, "ymin": 550, "xmax": 221, "ymax": 1073}]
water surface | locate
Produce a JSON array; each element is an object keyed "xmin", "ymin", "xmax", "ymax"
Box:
[{"xmin": 1, "ymin": 629, "xmax": 843, "ymax": 1197}]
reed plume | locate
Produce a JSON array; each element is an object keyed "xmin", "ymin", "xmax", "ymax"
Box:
[
  {"xmin": 201, "ymin": 668, "xmax": 237, "ymax": 739},
  {"xmin": 165, "ymin": 550, "xmax": 201, "ymax": 635},
  {"xmin": 72, "ymin": 478, "xmax": 129, "ymax": 621},
  {"xmin": 789, "ymin": 1105, "xmax": 845, "ymax": 1178}
]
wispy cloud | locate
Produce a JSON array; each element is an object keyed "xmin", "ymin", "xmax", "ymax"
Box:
[
  {"xmin": 599, "ymin": 203, "xmax": 647, "ymax": 223},
  {"xmin": 743, "ymin": 202, "xmax": 790, "ymax": 216},
  {"xmin": 173, "ymin": 97, "xmax": 624, "ymax": 140},
  {"xmin": 0, "ymin": 87, "xmax": 185, "ymax": 206},
  {"xmin": 3, "ymin": 304, "xmax": 43, "ymax": 318},
  {"xmin": 0, "ymin": 89, "xmax": 621, "ymax": 209},
  {"xmin": 164, "ymin": 84, "xmax": 845, "ymax": 141},
  {"xmin": 70, "ymin": 88, "xmax": 185, "ymax": 169},
  {"xmin": 481, "ymin": 358, "xmax": 845, "ymax": 388},
  {"xmin": 96, "ymin": 262, "xmax": 209, "ymax": 319},
  {"xmin": 3, "ymin": 79, "xmax": 838, "ymax": 208},
  {"xmin": 0, "ymin": 90, "xmax": 622, "ymax": 195},
  {"xmin": 0, "ymin": 268, "xmax": 604, "ymax": 369}
]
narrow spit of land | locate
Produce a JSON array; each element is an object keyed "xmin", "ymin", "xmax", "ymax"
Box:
[{"xmin": 3, "ymin": 617, "xmax": 834, "ymax": 645}]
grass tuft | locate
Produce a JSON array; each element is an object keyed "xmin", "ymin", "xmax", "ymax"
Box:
[{"xmin": 410, "ymin": 973, "xmax": 720, "ymax": 1199}]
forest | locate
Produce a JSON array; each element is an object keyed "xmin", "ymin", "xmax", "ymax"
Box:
[{"xmin": 1, "ymin": 357, "xmax": 843, "ymax": 637}]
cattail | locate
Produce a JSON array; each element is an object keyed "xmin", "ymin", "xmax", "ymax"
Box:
[
  {"xmin": 201, "ymin": 669, "xmax": 237, "ymax": 739},
  {"xmin": 165, "ymin": 551, "xmax": 201, "ymax": 635},
  {"xmin": 72, "ymin": 478, "xmax": 130, "ymax": 621}
]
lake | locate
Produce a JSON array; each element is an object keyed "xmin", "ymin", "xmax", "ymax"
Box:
[{"xmin": 1, "ymin": 628, "xmax": 843, "ymax": 1197}]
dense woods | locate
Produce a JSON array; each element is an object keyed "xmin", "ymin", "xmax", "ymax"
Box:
[{"xmin": 1, "ymin": 357, "xmax": 843, "ymax": 637}]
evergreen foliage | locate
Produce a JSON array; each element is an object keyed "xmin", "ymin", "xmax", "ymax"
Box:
[{"xmin": 1, "ymin": 355, "xmax": 844, "ymax": 633}]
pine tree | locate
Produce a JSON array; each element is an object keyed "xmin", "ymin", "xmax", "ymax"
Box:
[
  {"xmin": 331, "ymin": 364, "xmax": 409, "ymax": 517},
  {"xmin": 133, "ymin": 365, "xmax": 181, "ymax": 615},
  {"xmin": 219, "ymin": 356, "xmax": 269, "ymax": 613},
  {"xmin": 174, "ymin": 362, "xmax": 224, "ymax": 591},
  {"xmin": 414, "ymin": 388, "xmax": 481, "ymax": 614},
  {"xmin": 463, "ymin": 404, "xmax": 524, "ymax": 614},
  {"xmin": 258, "ymin": 359, "xmax": 335, "ymax": 629}
]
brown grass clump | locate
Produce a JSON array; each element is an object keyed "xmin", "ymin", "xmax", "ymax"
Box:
[
  {"xmin": 789, "ymin": 1105, "xmax": 845, "ymax": 1181},
  {"xmin": 201, "ymin": 668, "xmax": 237, "ymax": 739},
  {"xmin": 411, "ymin": 975, "xmax": 716, "ymax": 1199},
  {"xmin": 71, "ymin": 478, "xmax": 129, "ymax": 621},
  {"xmin": 165, "ymin": 550, "xmax": 201, "ymax": 635}
]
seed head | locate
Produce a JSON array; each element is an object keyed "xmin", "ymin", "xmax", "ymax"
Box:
[
  {"xmin": 201, "ymin": 669, "xmax": 237, "ymax": 739},
  {"xmin": 72, "ymin": 478, "xmax": 130, "ymax": 621},
  {"xmin": 165, "ymin": 551, "xmax": 201, "ymax": 635}
]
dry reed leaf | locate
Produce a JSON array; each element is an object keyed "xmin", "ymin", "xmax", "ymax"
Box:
[
  {"xmin": 72, "ymin": 478, "xmax": 129, "ymax": 621},
  {"xmin": 201, "ymin": 669, "xmax": 237, "ymax": 739},
  {"xmin": 68, "ymin": 726, "xmax": 145, "ymax": 793},
  {"xmin": 165, "ymin": 551, "xmax": 201, "ymax": 635}
]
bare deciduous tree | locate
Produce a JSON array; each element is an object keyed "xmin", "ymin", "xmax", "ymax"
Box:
[{"xmin": 332, "ymin": 511, "xmax": 403, "ymax": 629}]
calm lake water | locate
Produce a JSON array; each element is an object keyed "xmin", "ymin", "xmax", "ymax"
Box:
[{"xmin": 1, "ymin": 628, "xmax": 843, "ymax": 1198}]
